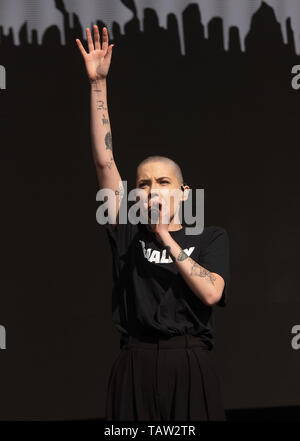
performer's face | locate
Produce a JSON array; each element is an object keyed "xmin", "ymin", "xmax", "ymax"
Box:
[{"xmin": 136, "ymin": 161, "xmax": 185, "ymax": 225}]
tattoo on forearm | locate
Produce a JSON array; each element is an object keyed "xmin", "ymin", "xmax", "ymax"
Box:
[
  {"xmin": 105, "ymin": 132, "xmax": 113, "ymax": 151},
  {"xmin": 177, "ymin": 250, "xmax": 188, "ymax": 261},
  {"xmin": 97, "ymin": 100, "xmax": 107, "ymax": 110},
  {"xmin": 166, "ymin": 245, "xmax": 216, "ymax": 286},
  {"xmin": 188, "ymin": 258, "xmax": 216, "ymax": 285},
  {"xmin": 92, "ymin": 89, "xmax": 102, "ymax": 92},
  {"xmin": 102, "ymin": 114, "xmax": 109, "ymax": 125}
]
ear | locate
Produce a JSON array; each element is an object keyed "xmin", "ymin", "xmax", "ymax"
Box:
[{"xmin": 181, "ymin": 185, "xmax": 190, "ymax": 202}]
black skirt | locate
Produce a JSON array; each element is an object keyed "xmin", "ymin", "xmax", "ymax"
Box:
[{"xmin": 105, "ymin": 334, "xmax": 226, "ymax": 421}]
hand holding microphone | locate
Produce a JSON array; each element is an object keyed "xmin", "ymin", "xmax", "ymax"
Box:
[
  {"xmin": 149, "ymin": 201, "xmax": 160, "ymax": 223},
  {"xmin": 144, "ymin": 194, "xmax": 171, "ymax": 235}
]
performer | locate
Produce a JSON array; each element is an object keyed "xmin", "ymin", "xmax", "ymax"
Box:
[{"xmin": 76, "ymin": 25, "xmax": 230, "ymax": 421}]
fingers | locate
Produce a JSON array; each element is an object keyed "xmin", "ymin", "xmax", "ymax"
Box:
[
  {"xmin": 76, "ymin": 38, "xmax": 87, "ymax": 58},
  {"xmin": 106, "ymin": 44, "xmax": 115, "ymax": 57},
  {"xmin": 80, "ymin": 26, "xmax": 111, "ymax": 54},
  {"xmin": 93, "ymin": 25, "xmax": 100, "ymax": 50},
  {"xmin": 86, "ymin": 27, "xmax": 94, "ymax": 52},
  {"xmin": 149, "ymin": 196, "xmax": 161, "ymax": 209},
  {"xmin": 102, "ymin": 26, "xmax": 108, "ymax": 52}
]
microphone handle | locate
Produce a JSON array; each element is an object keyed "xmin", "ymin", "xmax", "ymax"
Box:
[{"xmin": 150, "ymin": 207, "xmax": 160, "ymax": 223}]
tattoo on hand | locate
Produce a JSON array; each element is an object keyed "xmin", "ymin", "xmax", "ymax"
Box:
[
  {"xmin": 188, "ymin": 258, "xmax": 216, "ymax": 285},
  {"xmin": 105, "ymin": 132, "xmax": 113, "ymax": 151}
]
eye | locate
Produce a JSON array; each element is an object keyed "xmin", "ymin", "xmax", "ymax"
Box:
[{"xmin": 161, "ymin": 180, "xmax": 169, "ymax": 184}]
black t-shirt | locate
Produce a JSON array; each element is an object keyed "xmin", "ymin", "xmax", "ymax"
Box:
[{"xmin": 104, "ymin": 202, "xmax": 230, "ymax": 350}]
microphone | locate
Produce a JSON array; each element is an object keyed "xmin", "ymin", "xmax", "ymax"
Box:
[{"xmin": 149, "ymin": 202, "xmax": 160, "ymax": 223}]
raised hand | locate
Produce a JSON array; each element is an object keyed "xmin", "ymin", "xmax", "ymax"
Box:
[{"xmin": 76, "ymin": 25, "xmax": 114, "ymax": 82}]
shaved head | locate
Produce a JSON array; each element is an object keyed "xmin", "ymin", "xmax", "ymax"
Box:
[{"xmin": 136, "ymin": 155, "xmax": 184, "ymax": 186}]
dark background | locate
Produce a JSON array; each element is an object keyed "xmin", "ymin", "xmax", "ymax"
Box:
[{"xmin": 1, "ymin": 0, "xmax": 300, "ymax": 420}]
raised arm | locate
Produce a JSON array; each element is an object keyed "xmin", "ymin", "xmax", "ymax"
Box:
[{"xmin": 76, "ymin": 25, "xmax": 122, "ymax": 229}]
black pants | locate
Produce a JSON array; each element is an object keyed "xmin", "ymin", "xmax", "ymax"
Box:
[{"xmin": 105, "ymin": 334, "xmax": 226, "ymax": 421}]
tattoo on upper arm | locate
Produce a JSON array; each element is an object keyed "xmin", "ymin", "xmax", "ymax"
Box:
[
  {"xmin": 104, "ymin": 156, "xmax": 114, "ymax": 169},
  {"xmin": 115, "ymin": 182, "xmax": 125, "ymax": 201},
  {"xmin": 105, "ymin": 132, "xmax": 113, "ymax": 151},
  {"xmin": 188, "ymin": 258, "xmax": 216, "ymax": 285}
]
